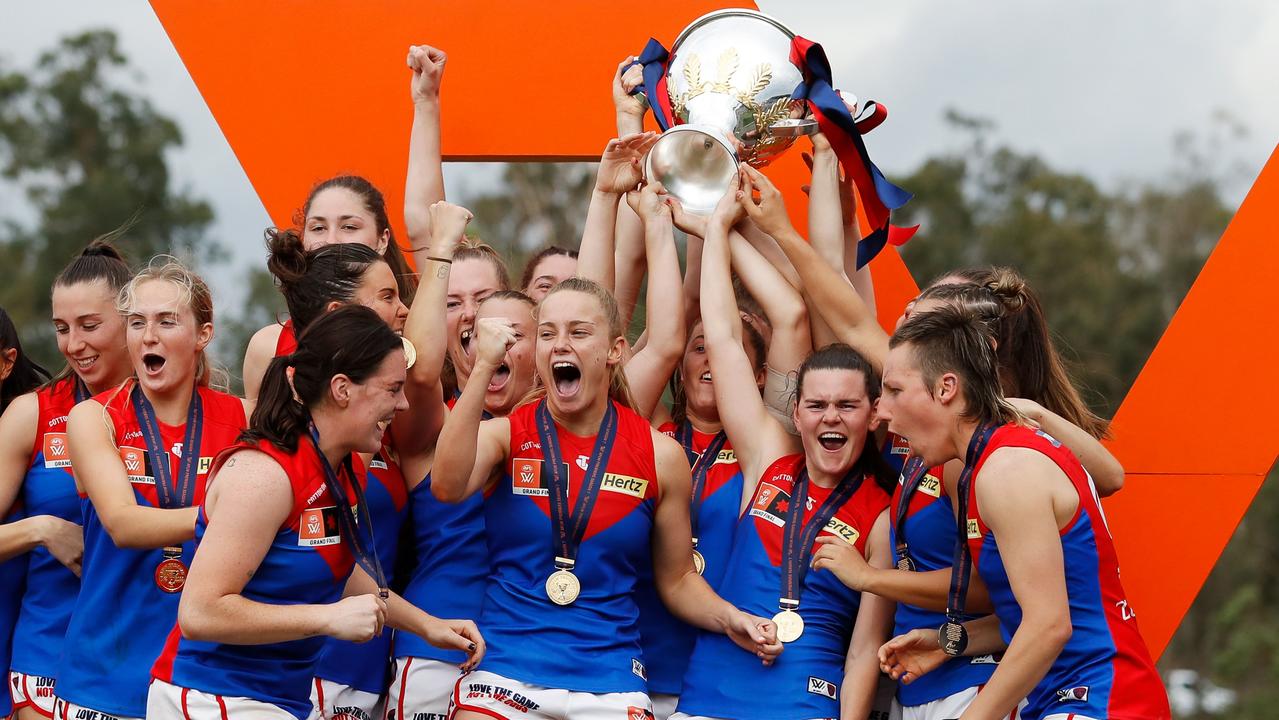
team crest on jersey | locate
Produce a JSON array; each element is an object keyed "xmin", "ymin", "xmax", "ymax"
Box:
[
  {"xmin": 807, "ymin": 676, "xmax": 837, "ymax": 699},
  {"xmin": 626, "ymin": 707, "xmax": 654, "ymax": 720},
  {"xmin": 966, "ymin": 518, "xmax": 982, "ymax": 539},
  {"xmin": 511, "ymin": 458, "xmax": 565, "ymax": 497},
  {"xmin": 748, "ymin": 482, "xmax": 790, "ymax": 527},
  {"xmin": 119, "ymin": 446, "xmax": 154, "ymax": 484},
  {"xmin": 42, "ymin": 433, "xmax": 71, "ymax": 468},
  {"xmin": 575, "ymin": 455, "xmax": 589, "ymax": 471},
  {"xmin": 822, "ymin": 517, "xmax": 860, "ymax": 546},
  {"xmin": 917, "ymin": 473, "xmax": 942, "ymax": 497},
  {"xmin": 631, "ymin": 658, "xmax": 647, "ymax": 680},
  {"xmin": 600, "ymin": 473, "xmax": 649, "ymax": 499},
  {"xmin": 1056, "ymin": 685, "xmax": 1089, "ymax": 703},
  {"xmin": 298, "ymin": 506, "xmax": 342, "ymax": 546}
]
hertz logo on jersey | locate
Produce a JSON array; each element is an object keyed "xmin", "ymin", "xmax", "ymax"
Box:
[
  {"xmin": 714, "ymin": 448, "xmax": 736, "ymax": 464},
  {"xmin": 198, "ymin": 456, "xmax": 213, "ymax": 474},
  {"xmin": 966, "ymin": 518, "xmax": 982, "ymax": 539},
  {"xmin": 917, "ymin": 473, "xmax": 942, "ymax": 497},
  {"xmin": 822, "ymin": 517, "xmax": 860, "ymax": 546},
  {"xmin": 600, "ymin": 473, "xmax": 649, "ymax": 499}
]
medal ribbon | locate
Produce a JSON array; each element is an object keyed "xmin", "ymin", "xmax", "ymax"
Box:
[
  {"xmin": 307, "ymin": 424, "xmax": 388, "ymax": 593},
  {"xmin": 778, "ymin": 463, "xmax": 865, "ymax": 609},
  {"xmin": 73, "ymin": 376, "xmax": 91, "ymax": 404},
  {"xmin": 536, "ymin": 400, "xmax": 619, "ymax": 569},
  {"xmin": 674, "ymin": 421, "xmax": 699, "ymax": 468},
  {"xmin": 893, "ymin": 456, "xmax": 929, "ymax": 563},
  {"xmin": 945, "ymin": 424, "xmax": 999, "ymax": 624},
  {"xmin": 788, "ymin": 36, "xmax": 917, "ymax": 269},
  {"xmin": 627, "ymin": 38, "xmax": 675, "ymax": 131},
  {"xmin": 688, "ymin": 430, "xmax": 728, "ymax": 543},
  {"xmin": 131, "ymin": 383, "xmax": 203, "ymax": 510}
]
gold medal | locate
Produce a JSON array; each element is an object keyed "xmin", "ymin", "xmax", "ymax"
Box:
[
  {"xmin": 155, "ymin": 546, "xmax": 188, "ymax": 593},
  {"xmin": 692, "ymin": 548, "xmax": 706, "ymax": 575},
  {"xmin": 545, "ymin": 568, "xmax": 581, "ymax": 606},
  {"xmin": 772, "ymin": 608, "xmax": 805, "ymax": 643}
]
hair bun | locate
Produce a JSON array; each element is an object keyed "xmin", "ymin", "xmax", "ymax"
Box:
[
  {"xmin": 985, "ymin": 268, "xmax": 1027, "ymax": 312},
  {"xmin": 81, "ymin": 238, "xmax": 127, "ymax": 262},
  {"xmin": 265, "ymin": 227, "xmax": 309, "ymax": 286}
]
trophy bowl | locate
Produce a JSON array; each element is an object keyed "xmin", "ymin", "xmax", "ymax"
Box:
[{"xmin": 644, "ymin": 9, "xmax": 817, "ymax": 214}]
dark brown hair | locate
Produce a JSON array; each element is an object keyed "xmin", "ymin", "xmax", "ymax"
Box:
[
  {"xmin": 890, "ymin": 304, "xmax": 1020, "ymax": 429},
  {"xmin": 296, "ymin": 175, "xmax": 419, "ymax": 304},
  {"xmin": 244, "ymin": 305, "xmax": 403, "ymax": 452},
  {"xmin": 519, "ymin": 245, "xmax": 578, "ymax": 292},
  {"xmin": 1, "ymin": 307, "xmax": 50, "ymax": 413},
  {"xmin": 46, "ymin": 238, "xmax": 131, "ymax": 389},
  {"xmin": 266, "ymin": 228, "xmax": 384, "ymax": 334}
]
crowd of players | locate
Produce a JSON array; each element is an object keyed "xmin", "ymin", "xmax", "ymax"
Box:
[{"xmin": 0, "ymin": 43, "xmax": 1172, "ymax": 720}]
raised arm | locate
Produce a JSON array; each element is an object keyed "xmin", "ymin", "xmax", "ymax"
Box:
[
  {"xmin": 430, "ymin": 317, "xmax": 513, "ymax": 503},
  {"xmin": 740, "ymin": 165, "xmax": 890, "ymax": 372},
  {"xmin": 728, "ymin": 229, "xmax": 810, "ymax": 433},
  {"xmin": 621, "ymin": 183, "xmax": 686, "ymax": 418},
  {"xmin": 611, "ymin": 57, "xmax": 650, "ymax": 324},
  {"xmin": 242, "ymin": 324, "xmax": 283, "ymax": 405},
  {"xmin": 394, "ymin": 201, "xmax": 472, "ymax": 460},
  {"xmin": 702, "ymin": 171, "xmax": 797, "ymax": 487},
  {"xmin": 68, "ymin": 399, "xmax": 198, "ymax": 549},
  {"xmin": 577, "ymin": 133, "xmax": 658, "ymax": 291},
  {"xmin": 402, "ymin": 44, "xmax": 447, "ymax": 251}
]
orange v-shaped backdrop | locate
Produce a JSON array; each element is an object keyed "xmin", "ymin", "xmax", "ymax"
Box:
[{"xmin": 151, "ymin": 0, "xmax": 1278, "ymax": 658}]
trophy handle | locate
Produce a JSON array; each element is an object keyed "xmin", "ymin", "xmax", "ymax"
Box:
[{"xmin": 768, "ymin": 118, "xmax": 820, "ymax": 138}]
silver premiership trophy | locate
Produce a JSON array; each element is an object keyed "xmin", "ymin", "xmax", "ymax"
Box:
[{"xmin": 643, "ymin": 9, "xmax": 819, "ymax": 214}]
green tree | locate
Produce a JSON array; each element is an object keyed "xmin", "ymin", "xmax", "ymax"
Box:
[
  {"xmin": 895, "ymin": 110, "xmax": 1234, "ymax": 415},
  {"xmin": 0, "ymin": 29, "xmax": 218, "ymax": 370}
]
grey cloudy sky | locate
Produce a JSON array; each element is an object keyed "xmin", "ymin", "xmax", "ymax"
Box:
[{"xmin": 2, "ymin": 1, "xmax": 1277, "ymax": 362}]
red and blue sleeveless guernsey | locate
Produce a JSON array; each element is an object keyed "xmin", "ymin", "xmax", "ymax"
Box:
[
  {"xmin": 677, "ymin": 454, "xmax": 891, "ymax": 720},
  {"xmin": 477, "ymin": 399, "xmax": 659, "ymax": 692},
  {"xmin": 153, "ymin": 438, "xmax": 366, "ymax": 720},
  {"xmin": 396, "ymin": 393, "xmax": 489, "ymax": 666},
  {"xmin": 315, "ymin": 438, "xmax": 408, "ymax": 693},
  {"xmin": 11, "ymin": 378, "xmax": 85, "ymax": 679},
  {"xmin": 888, "ymin": 459, "xmax": 997, "ymax": 707},
  {"xmin": 0, "ymin": 505, "xmax": 28, "ymax": 718},
  {"xmin": 640, "ymin": 421, "xmax": 743, "ymax": 694},
  {"xmin": 56, "ymin": 383, "xmax": 245, "ymax": 718},
  {"xmin": 965, "ymin": 425, "xmax": 1170, "ymax": 720}
]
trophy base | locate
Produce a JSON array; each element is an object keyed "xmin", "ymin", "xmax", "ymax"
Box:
[{"xmin": 644, "ymin": 124, "xmax": 739, "ymax": 216}]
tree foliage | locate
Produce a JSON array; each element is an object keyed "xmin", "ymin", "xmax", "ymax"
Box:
[{"xmin": 0, "ymin": 29, "xmax": 217, "ymax": 370}]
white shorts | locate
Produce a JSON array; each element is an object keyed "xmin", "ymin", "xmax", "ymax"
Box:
[
  {"xmin": 146, "ymin": 679, "xmax": 318, "ymax": 720},
  {"xmin": 10, "ymin": 672, "xmax": 57, "ymax": 718},
  {"xmin": 649, "ymin": 693, "xmax": 678, "ymax": 720},
  {"xmin": 386, "ymin": 658, "xmax": 462, "ymax": 720},
  {"xmin": 310, "ymin": 678, "xmax": 382, "ymax": 720},
  {"xmin": 51, "ymin": 698, "xmax": 138, "ymax": 720},
  {"xmin": 890, "ymin": 685, "xmax": 1025, "ymax": 720},
  {"xmin": 451, "ymin": 670, "xmax": 652, "ymax": 720}
]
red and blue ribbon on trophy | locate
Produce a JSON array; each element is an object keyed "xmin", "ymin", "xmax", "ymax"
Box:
[{"xmin": 631, "ymin": 36, "xmax": 916, "ymax": 268}]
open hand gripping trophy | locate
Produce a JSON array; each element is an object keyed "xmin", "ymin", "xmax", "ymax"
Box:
[{"xmin": 630, "ymin": 9, "xmax": 913, "ymax": 264}]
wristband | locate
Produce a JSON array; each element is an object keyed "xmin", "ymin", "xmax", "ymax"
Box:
[{"xmin": 426, "ymin": 255, "xmax": 453, "ymax": 265}]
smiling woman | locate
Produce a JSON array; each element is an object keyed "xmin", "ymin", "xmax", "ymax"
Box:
[
  {"xmin": 147, "ymin": 305, "xmax": 482, "ymax": 720},
  {"xmin": 58, "ymin": 257, "xmax": 249, "ymax": 720}
]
